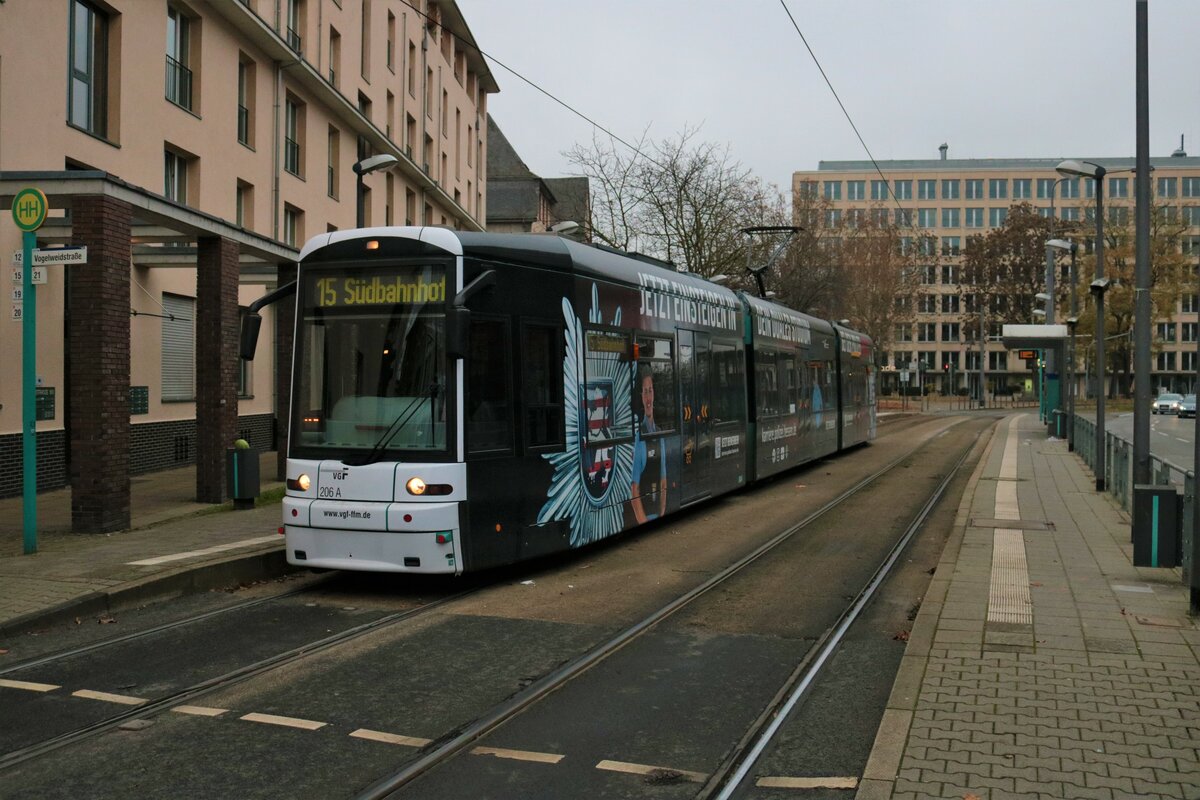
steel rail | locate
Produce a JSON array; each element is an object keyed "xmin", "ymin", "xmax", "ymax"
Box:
[
  {"xmin": 701, "ymin": 425, "xmax": 982, "ymax": 799},
  {"xmin": 354, "ymin": 418, "xmax": 972, "ymax": 800},
  {"xmin": 0, "ymin": 587, "xmax": 477, "ymax": 771},
  {"xmin": 0, "ymin": 573, "xmax": 337, "ymax": 678}
]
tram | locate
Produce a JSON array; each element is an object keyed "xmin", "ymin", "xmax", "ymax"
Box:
[{"xmin": 255, "ymin": 227, "xmax": 875, "ymax": 574}]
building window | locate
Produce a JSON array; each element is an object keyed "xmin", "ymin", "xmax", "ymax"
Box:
[
  {"xmin": 871, "ymin": 208, "xmax": 889, "ymax": 227},
  {"xmin": 965, "ymin": 208, "xmax": 984, "ymax": 228},
  {"xmin": 1037, "ymin": 177, "xmax": 1056, "ymax": 199},
  {"xmin": 941, "ymin": 295, "xmax": 960, "ymax": 314},
  {"xmin": 941, "ymin": 265, "xmax": 958, "ymax": 285},
  {"xmin": 1182, "ymin": 206, "xmax": 1200, "ymax": 227},
  {"xmin": 284, "ymin": 95, "xmax": 304, "ymax": 176},
  {"xmin": 941, "ymin": 323, "xmax": 960, "ymax": 342},
  {"xmin": 1183, "ymin": 177, "xmax": 1200, "ymax": 198},
  {"xmin": 387, "ymin": 11, "xmax": 396, "ymax": 72},
  {"xmin": 1183, "ymin": 323, "xmax": 1197, "ymax": 343},
  {"xmin": 165, "ymin": 6, "xmax": 194, "ymax": 111},
  {"xmin": 237, "ymin": 56, "xmax": 255, "ymax": 147},
  {"xmin": 894, "ymin": 180, "xmax": 912, "ymax": 200},
  {"xmin": 1157, "ymin": 323, "xmax": 1177, "ymax": 342},
  {"xmin": 1061, "ymin": 178, "xmax": 1080, "ymax": 199},
  {"xmin": 942, "ymin": 179, "xmax": 960, "ymax": 200},
  {"xmin": 1157, "ymin": 352, "xmax": 1177, "ymax": 372},
  {"xmin": 408, "ymin": 42, "xmax": 417, "ymax": 96},
  {"xmin": 1158, "ymin": 177, "xmax": 1177, "ymax": 198},
  {"xmin": 918, "ymin": 323, "xmax": 936, "ymax": 342},
  {"xmin": 1109, "ymin": 177, "xmax": 1129, "ymax": 198},
  {"xmin": 847, "ymin": 180, "xmax": 865, "ymax": 200},
  {"xmin": 989, "ymin": 208, "xmax": 1008, "ymax": 227},
  {"xmin": 941, "ymin": 236, "xmax": 961, "ymax": 256},
  {"xmin": 918, "ymin": 208, "xmax": 936, "ymax": 228},
  {"xmin": 236, "ymin": 180, "xmax": 253, "ymax": 228},
  {"xmin": 1013, "ymin": 179, "xmax": 1032, "ymax": 199},
  {"xmin": 1109, "ymin": 206, "xmax": 1130, "ymax": 226},
  {"xmin": 871, "ymin": 180, "xmax": 888, "ymax": 201},
  {"xmin": 1185, "ymin": 352, "xmax": 1197, "ymax": 372},
  {"xmin": 824, "ymin": 181, "xmax": 841, "ymax": 201},
  {"xmin": 327, "ymin": 126, "xmax": 339, "ymax": 198},
  {"xmin": 988, "ymin": 179, "xmax": 1007, "ymax": 199},
  {"xmin": 796, "ymin": 181, "xmax": 817, "ymax": 199},
  {"xmin": 965, "ymin": 179, "xmax": 983, "ymax": 199},
  {"xmin": 162, "ymin": 293, "xmax": 195, "ymax": 401},
  {"xmin": 283, "ymin": 204, "xmax": 303, "ymax": 247},
  {"xmin": 989, "ymin": 352, "xmax": 1007, "ymax": 372},
  {"xmin": 824, "ymin": 209, "xmax": 842, "ymax": 228},
  {"xmin": 1184, "ymin": 294, "xmax": 1198, "ymax": 313},
  {"xmin": 941, "ymin": 208, "xmax": 960, "ymax": 228},
  {"xmin": 921, "ymin": 265, "xmax": 937, "ymax": 285},
  {"xmin": 1061, "ymin": 207, "xmax": 1080, "ymax": 222},
  {"xmin": 894, "ymin": 324, "xmax": 912, "ymax": 343},
  {"xmin": 918, "ymin": 294, "xmax": 936, "ymax": 313},
  {"xmin": 68, "ymin": 0, "xmax": 109, "ymax": 137},
  {"xmin": 918, "ymin": 179, "xmax": 936, "ymax": 200},
  {"xmin": 894, "ymin": 209, "xmax": 912, "ymax": 227},
  {"xmin": 360, "ymin": 0, "xmax": 371, "ymax": 79},
  {"xmin": 164, "ymin": 147, "xmax": 189, "ymax": 204},
  {"xmin": 286, "ymin": 0, "xmax": 303, "ymax": 52},
  {"xmin": 328, "ymin": 27, "xmax": 340, "ymax": 86}
]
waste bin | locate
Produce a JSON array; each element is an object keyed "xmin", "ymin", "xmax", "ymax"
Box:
[
  {"xmin": 1132, "ymin": 484, "xmax": 1180, "ymax": 568},
  {"xmin": 226, "ymin": 446, "xmax": 260, "ymax": 510}
]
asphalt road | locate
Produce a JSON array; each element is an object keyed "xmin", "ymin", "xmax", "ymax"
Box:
[{"xmin": 1097, "ymin": 409, "xmax": 1198, "ymax": 469}]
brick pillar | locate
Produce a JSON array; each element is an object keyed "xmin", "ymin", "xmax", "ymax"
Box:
[
  {"xmin": 196, "ymin": 236, "xmax": 240, "ymax": 503},
  {"xmin": 69, "ymin": 195, "xmax": 132, "ymax": 532},
  {"xmin": 275, "ymin": 263, "xmax": 297, "ymax": 481}
]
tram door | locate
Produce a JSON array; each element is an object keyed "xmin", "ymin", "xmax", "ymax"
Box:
[{"xmin": 679, "ymin": 330, "xmax": 712, "ymax": 505}]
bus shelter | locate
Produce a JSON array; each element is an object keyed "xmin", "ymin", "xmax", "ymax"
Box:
[{"xmin": 1002, "ymin": 324, "xmax": 1069, "ymax": 437}]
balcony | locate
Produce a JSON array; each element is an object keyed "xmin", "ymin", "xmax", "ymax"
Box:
[{"xmin": 165, "ymin": 56, "xmax": 193, "ymax": 111}]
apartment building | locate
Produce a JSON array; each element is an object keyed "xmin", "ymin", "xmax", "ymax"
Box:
[
  {"xmin": 794, "ymin": 147, "xmax": 1200, "ymax": 398},
  {"xmin": 0, "ymin": 0, "xmax": 497, "ymax": 529}
]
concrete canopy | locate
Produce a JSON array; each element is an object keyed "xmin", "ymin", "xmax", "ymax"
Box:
[{"xmin": 1001, "ymin": 324, "xmax": 1070, "ymax": 350}]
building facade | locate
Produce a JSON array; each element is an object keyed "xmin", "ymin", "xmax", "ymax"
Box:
[
  {"xmin": 0, "ymin": 0, "xmax": 497, "ymax": 521},
  {"xmin": 485, "ymin": 115, "xmax": 590, "ymax": 238},
  {"xmin": 795, "ymin": 148, "xmax": 1200, "ymax": 398}
]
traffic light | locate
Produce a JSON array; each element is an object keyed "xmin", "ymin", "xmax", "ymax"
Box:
[{"xmin": 943, "ymin": 363, "xmax": 950, "ymax": 373}]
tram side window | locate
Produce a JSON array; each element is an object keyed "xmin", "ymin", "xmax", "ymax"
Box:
[
  {"xmin": 522, "ymin": 323, "xmax": 564, "ymax": 448},
  {"xmin": 467, "ymin": 317, "xmax": 512, "ymax": 453},
  {"xmin": 757, "ymin": 349, "xmax": 780, "ymax": 417},
  {"xmin": 780, "ymin": 353, "xmax": 798, "ymax": 414},
  {"xmin": 711, "ymin": 343, "xmax": 744, "ymax": 424},
  {"xmin": 634, "ymin": 335, "xmax": 675, "ymax": 435}
]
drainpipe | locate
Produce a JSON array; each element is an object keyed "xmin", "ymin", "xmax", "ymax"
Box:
[{"xmin": 272, "ymin": 61, "xmax": 282, "ymax": 241}]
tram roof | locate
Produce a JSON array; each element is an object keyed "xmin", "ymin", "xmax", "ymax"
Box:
[{"xmin": 739, "ymin": 292, "xmax": 835, "ymax": 335}]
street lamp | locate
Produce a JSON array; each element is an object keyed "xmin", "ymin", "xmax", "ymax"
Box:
[
  {"xmin": 1048, "ymin": 238, "xmax": 1079, "ymax": 450},
  {"xmin": 352, "ymin": 153, "xmax": 399, "ymax": 228},
  {"xmin": 1056, "ymin": 159, "xmax": 1109, "ymax": 491}
]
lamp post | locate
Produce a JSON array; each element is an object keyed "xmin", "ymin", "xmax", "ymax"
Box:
[
  {"xmin": 1048, "ymin": 238, "xmax": 1079, "ymax": 450},
  {"xmin": 1056, "ymin": 159, "xmax": 1109, "ymax": 491},
  {"xmin": 352, "ymin": 154, "xmax": 399, "ymax": 228}
]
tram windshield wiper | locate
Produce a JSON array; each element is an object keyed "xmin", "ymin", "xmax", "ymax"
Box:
[{"xmin": 342, "ymin": 382, "xmax": 441, "ymax": 467}]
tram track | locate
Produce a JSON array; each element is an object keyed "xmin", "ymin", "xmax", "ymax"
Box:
[
  {"xmin": 355, "ymin": 416, "xmax": 990, "ymax": 799},
  {"xmin": 0, "ymin": 413, "xmax": 987, "ymax": 797}
]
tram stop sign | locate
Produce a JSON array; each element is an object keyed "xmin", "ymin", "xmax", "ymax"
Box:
[{"xmin": 12, "ymin": 188, "xmax": 48, "ymax": 232}]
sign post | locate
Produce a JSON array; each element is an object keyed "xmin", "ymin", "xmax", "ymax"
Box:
[{"xmin": 13, "ymin": 187, "xmax": 47, "ymax": 555}]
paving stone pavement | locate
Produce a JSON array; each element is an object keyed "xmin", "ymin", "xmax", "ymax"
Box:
[{"xmin": 859, "ymin": 414, "xmax": 1200, "ymax": 800}]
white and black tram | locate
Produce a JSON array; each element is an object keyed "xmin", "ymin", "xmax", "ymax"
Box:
[{"xmin": 261, "ymin": 227, "xmax": 875, "ymax": 575}]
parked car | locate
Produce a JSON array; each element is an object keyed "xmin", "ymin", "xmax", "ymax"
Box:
[
  {"xmin": 1179, "ymin": 395, "xmax": 1196, "ymax": 419},
  {"xmin": 1154, "ymin": 393, "xmax": 1183, "ymax": 415}
]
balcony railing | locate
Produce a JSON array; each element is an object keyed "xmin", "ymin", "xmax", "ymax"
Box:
[
  {"xmin": 165, "ymin": 55, "xmax": 193, "ymax": 110},
  {"xmin": 327, "ymin": 165, "xmax": 335, "ymax": 198},
  {"xmin": 237, "ymin": 104, "xmax": 249, "ymax": 145},
  {"xmin": 284, "ymin": 137, "xmax": 301, "ymax": 176},
  {"xmin": 286, "ymin": 27, "xmax": 302, "ymax": 53}
]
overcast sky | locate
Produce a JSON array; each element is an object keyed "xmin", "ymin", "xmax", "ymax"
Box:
[{"xmin": 456, "ymin": 0, "xmax": 1200, "ymax": 191}]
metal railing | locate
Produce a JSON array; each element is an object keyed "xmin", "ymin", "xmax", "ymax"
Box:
[
  {"xmin": 284, "ymin": 137, "xmax": 300, "ymax": 176},
  {"xmin": 165, "ymin": 56, "xmax": 192, "ymax": 110},
  {"xmin": 286, "ymin": 27, "xmax": 302, "ymax": 53}
]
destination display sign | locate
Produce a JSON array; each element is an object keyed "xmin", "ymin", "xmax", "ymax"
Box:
[{"xmin": 309, "ymin": 269, "xmax": 446, "ymax": 309}]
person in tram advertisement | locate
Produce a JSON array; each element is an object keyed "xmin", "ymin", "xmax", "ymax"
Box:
[{"xmin": 631, "ymin": 364, "xmax": 668, "ymax": 523}]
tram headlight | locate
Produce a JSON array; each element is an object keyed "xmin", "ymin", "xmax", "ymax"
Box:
[
  {"xmin": 406, "ymin": 477, "xmax": 427, "ymax": 496},
  {"xmin": 287, "ymin": 474, "xmax": 311, "ymax": 492}
]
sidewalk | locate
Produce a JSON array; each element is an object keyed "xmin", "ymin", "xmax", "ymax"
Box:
[
  {"xmin": 0, "ymin": 452, "xmax": 286, "ymax": 636},
  {"xmin": 858, "ymin": 413, "xmax": 1200, "ymax": 800}
]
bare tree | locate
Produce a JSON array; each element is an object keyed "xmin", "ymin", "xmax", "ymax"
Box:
[{"xmin": 832, "ymin": 211, "xmax": 922, "ymax": 354}]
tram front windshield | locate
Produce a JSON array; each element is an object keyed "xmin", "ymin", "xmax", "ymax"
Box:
[{"xmin": 292, "ymin": 264, "xmax": 448, "ymax": 459}]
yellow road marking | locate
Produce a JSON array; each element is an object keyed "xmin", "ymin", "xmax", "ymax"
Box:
[
  {"xmin": 240, "ymin": 712, "xmax": 326, "ymax": 730},
  {"xmin": 756, "ymin": 776, "xmax": 860, "ymax": 789},
  {"xmin": 73, "ymin": 689, "xmax": 147, "ymax": 705},
  {"xmin": 349, "ymin": 728, "xmax": 432, "ymax": 747},
  {"xmin": 595, "ymin": 759, "xmax": 707, "ymax": 783},
  {"xmin": 0, "ymin": 678, "xmax": 59, "ymax": 692},
  {"xmin": 172, "ymin": 705, "xmax": 229, "ymax": 717},
  {"xmin": 472, "ymin": 746, "xmax": 565, "ymax": 764}
]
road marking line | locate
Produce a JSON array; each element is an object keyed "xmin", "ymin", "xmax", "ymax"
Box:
[
  {"xmin": 472, "ymin": 746, "xmax": 565, "ymax": 764},
  {"xmin": 595, "ymin": 759, "xmax": 707, "ymax": 783},
  {"xmin": 240, "ymin": 712, "xmax": 327, "ymax": 730},
  {"xmin": 73, "ymin": 689, "xmax": 147, "ymax": 705},
  {"xmin": 756, "ymin": 776, "xmax": 860, "ymax": 789},
  {"xmin": 349, "ymin": 728, "xmax": 431, "ymax": 747},
  {"xmin": 127, "ymin": 535, "xmax": 280, "ymax": 566},
  {"xmin": 0, "ymin": 678, "xmax": 59, "ymax": 692},
  {"xmin": 1176, "ymin": 437, "xmax": 1189, "ymax": 443},
  {"xmin": 172, "ymin": 705, "xmax": 229, "ymax": 717},
  {"xmin": 1113, "ymin": 584, "xmax": 1154, "ymax": 594}
]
